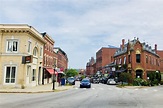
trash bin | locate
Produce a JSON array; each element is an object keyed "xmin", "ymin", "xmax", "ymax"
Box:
[{"xmin": 61, "ymin": 78, "xmax": 65, "ymax": 85}]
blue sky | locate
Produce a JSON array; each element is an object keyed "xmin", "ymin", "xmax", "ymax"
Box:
[{"xmin": 1, "ymin": 0, "xmax": 163, "ymax": 69}]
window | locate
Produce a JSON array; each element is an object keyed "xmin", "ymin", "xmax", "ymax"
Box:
[
  {"xmin": 5, "ymin": 66, "xmax": 16, "ymax": 83},
  {"xmin": 124, "ymin": 56, "xmax": 126, "ymax": 64},
  {"xmin": 27, "ymin": 66, "xmax": 31, "ymax": 76},
  {"xmin": 33, "ymin": 47, "xmax": 37, "ymax": 57},
  {"xmin": 32, "ymin": 69, "xmax": 36, "ymax": 81},
  {"xmin": 128, "ymin": 55, "xmax": 131, "ymax": 63},
  {"xmin": 114, "ymin": 59, "xmax": 117, "ymax": 64},
  {"xmin": 40, "ymin": 47, "xmax": 42, "ymax": 56},
  {"xmin": 136, "ymin": 54, "xmax": 141, "ymax": 63},
  {"xmin": 7, "ymin": 40, "xmax": 18, "ymax": 52},
  {"xmin": 119, "ymin": 58, "xmax": 122, "ymax": 64},
  {"xmin": 146, "ymin": 55, "xmax": 148, "ymax": 63},
  {"xmin": 28, "ymin": 41, "xmax": 31, "ymax": 53}
]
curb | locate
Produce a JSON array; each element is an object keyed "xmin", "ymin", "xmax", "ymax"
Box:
[{"xmin": 0, "ymin": 86, "xmax": 74, "ymax": 93}]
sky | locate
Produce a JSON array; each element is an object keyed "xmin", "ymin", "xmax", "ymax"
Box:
[{"xmin": 1, "ymin": 0, "xmax": 163, "ymax": 69}]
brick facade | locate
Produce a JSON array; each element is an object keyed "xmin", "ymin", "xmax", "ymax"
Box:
[
  {"xmin": 114, "ymin": 38, "xmax": 162, "ymax": 80},
  {"xmin": 96, "ymin": 47, "xmax": 118, "ymax": 73}
]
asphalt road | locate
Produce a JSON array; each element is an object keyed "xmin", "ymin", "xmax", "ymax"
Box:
[{"xmin": 0, "ymin": 81, "xmax": 163, "ymax": 108}]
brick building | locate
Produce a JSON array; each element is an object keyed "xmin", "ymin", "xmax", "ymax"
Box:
[
  {"xmin": 114, "ymin": 38, "xmax": 162, "ymax": 80},
  {"xmin": 54, "ymin": 47, "xmax": 68, "ymax": 72},
  {"xmin": 86, "ymin": 57, "xmax": 96, "ymax": 75},
  {"xmin": 96, "ymin": 47, "xmax": 118, "ymax": 73},
  {"xmin": 41, "ymin": 32, "xmax": 55, "ymax": 84}
]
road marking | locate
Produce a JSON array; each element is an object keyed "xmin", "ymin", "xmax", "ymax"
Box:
[
  {"xmin": 92, "ymin": 88, "xmax": 95, "ymax": 90},
  {"xmin": 135, "ymin": 89, "xmax": 139, "ymax": 91},
  {"xmin": 144, "ymin": 89, "xmax": 148, "ymax": 91},
  {"xmin": 154, "ymin": 89, "xmax": 158, "ymax": 92}
]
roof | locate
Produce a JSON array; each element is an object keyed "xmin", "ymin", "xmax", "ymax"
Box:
[{"xmin": 114, "ymin": 38, "xmax": 159, "ymax": 57}]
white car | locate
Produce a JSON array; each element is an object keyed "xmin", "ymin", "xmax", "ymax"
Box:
[{"xmin": 107, "ymin": 79, "xmax": 116, "ymax": 85}]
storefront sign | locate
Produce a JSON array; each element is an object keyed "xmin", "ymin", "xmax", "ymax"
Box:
[{"xmin": 22, "ymin": 55, "xmax": 33, "ymax": 64}]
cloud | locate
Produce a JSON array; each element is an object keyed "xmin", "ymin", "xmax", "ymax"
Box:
[{"xmin": 1, "ymin": 0, "xmax": 163, "ymax": 68}]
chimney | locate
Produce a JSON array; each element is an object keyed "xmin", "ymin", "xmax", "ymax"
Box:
[
  {"xmin": 122, "ymin": 39, "xmax": 125, "ymax": 50},
  {"xmin": 155, "ymin": 44, "xmax": 157, "ymax": 53}
]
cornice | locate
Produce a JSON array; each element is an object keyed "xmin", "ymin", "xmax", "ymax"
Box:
[{"xmin": 0, "ymin": 24, "xmax": 46, "ymax": 44}]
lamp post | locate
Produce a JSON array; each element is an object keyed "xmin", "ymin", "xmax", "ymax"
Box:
[
  {"xmin": 52, "ymin": 73, "xmax": 55, "ymax": 90},
  {"xmin": 52, "ymin": 65, "xmax": 56, "ymax": 90}
]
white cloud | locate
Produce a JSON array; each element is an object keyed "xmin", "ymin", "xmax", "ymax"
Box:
[{"xmin": 1, "ymin": 0, "xmax": 163, "ymax": 68}]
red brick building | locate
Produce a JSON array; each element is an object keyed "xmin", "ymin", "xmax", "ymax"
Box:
[
  {"xmin": 86, "ymin": 57, "xmax": 96, "ymax": 75},
  {"xmin": 54, "ymin": 47, "xmax": 68, "ymax": 72},
  {"xmin": 114, "ymin": 38, "xmax": 162, "ymax": 80},
  {"xmin": 41, "ymin": 32, "xmax": 55, "ymax": 84},
  {"xmin": 96, "ymin": 47, "xmax": 118, "ymax": 73}
]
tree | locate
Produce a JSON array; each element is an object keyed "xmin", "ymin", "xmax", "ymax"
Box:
[
  {"xmin": 119, "ymin": 72, "xmax": 133, "ymax": 85},
  {"xmin": 65, "ymin": 69, "xmax": 78, "ymax": 78}
]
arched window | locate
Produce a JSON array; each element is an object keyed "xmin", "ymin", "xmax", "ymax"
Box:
[{"xmin": 33, "ymin": 47, "xmax": 38, "ymax": 57}]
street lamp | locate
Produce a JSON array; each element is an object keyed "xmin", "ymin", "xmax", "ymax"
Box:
[{"xmin": 52, "ymin": 65, "xmax": 56, "ymax": 90}]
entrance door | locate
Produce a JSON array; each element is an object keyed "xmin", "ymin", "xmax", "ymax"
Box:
[
  {"xmin": 136, "ymin": 70, "xmax": 143, "ymax": 78},
  {"xmin": 26, "ymin": 66, "xmax": 31, "ymax": 85}
]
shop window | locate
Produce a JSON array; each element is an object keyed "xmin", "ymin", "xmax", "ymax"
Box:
[{"xmin": 5, "ymin": 66, "xmax": 16, "ymax": 83}]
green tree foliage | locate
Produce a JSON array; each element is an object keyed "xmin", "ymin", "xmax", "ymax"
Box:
[
  {"xmin": 65, "ymin": 69, "xmax": 78, "ymax": 78},
  {"xmin": 119, "ymin": 72, "xmax": 133, "ymax": 85}
]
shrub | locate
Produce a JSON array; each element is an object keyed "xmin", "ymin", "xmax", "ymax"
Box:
[
  {"xmin": 160, "ymin": 81, "xmax": 163, "ymax": 85},
  {"xmin": 133, "ymin": 78, "xmax": 149, "ymax": 86},
  {"xmin": 119, "ymin": 72, "xmax": 133, "ymax": 85}
]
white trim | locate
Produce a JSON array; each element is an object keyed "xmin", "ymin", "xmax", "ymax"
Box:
[{"xmin": 3, "ymin": 65, "xmax": 17, "ymax": 85}]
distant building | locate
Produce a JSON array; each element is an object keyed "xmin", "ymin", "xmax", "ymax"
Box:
[
  {"xmin": 96, "ymin": 47, "xmax": 118, "ymax": 73},
  {"xmin": 114, "ymin": 38, "xmax": 163, "ymax": 80},
  {"xmin": 54, "ymin": 47, "xmax": 68, "ymax": 72},
  {"xmin": 86, "ymin": 57, "xmax": 96, "ymax": 75}
]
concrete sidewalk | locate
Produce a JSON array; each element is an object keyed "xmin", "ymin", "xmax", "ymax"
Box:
[{"xmin": 0, "ymin": 83, "xmax": 74, "ymax": 93}]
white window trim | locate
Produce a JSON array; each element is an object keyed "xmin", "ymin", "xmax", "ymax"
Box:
[
  {"xmin": 4, "ymin": 65, "xmax": 17, "ymax": 85},
  {"xmin": 6, "ymin": 39, "xmax": 19, "ymax": 53}
]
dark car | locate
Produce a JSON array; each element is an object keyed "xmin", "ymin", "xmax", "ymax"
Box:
[
  {"xmin": 92, "ymin": 77, "xmax": 100, "ymax": 83},
  {"xmin": 100, "ymin": 77, "xmax": 109, "ymax": 84},
  {"xmin": 67, "ymin": 77, "xmax": 75, "ymax": 85},
  {"xmin": 80, "ymin": 78, "xmax": 91, "ymax": 88}
]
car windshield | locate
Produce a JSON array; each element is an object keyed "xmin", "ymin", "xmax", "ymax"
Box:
[
  {"xmin": 82, "ymin": 79, "xmax": 89, "ymax": 82},
  {"xmin": 68, "ymin": 77, "xmax": 74, "ymax": 80}
]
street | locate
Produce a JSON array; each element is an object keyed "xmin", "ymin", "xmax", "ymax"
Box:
[{"xmin": 0, "ymin": 81, "xmax": 163, "ymax": 108}]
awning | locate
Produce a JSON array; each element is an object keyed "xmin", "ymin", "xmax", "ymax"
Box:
[{"xmin": 46, "ymin": 68, "xmax": 58, "ymax": 75}]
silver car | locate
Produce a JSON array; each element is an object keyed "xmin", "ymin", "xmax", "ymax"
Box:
[{"xmin": 107, "ymin": 79, "xmax": 116, "ymax": 85}]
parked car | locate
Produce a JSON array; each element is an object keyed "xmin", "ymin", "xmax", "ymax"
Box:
[
  {"xmin": 67, "ymin": 77, "xmax": 75, "ymax": 85},
  {"xmin": 107, "ymin": 79, "xmax": 116, "ymax": 85},
  {"xmin": 80, "ymin": 78, "xmax": 91, "ymax": 88},
  {"xmin": 100, "ymin": 77, "xmax": 109, "ymax": 84},
  {"xmin": 92, "ymin": 77, "xmax": 100, "ymax": 84}
]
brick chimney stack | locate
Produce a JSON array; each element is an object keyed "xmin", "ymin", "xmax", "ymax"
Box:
[
  {"xmin": 122, "ymin": 39, "xmax": 125, "ymax": 50},
  {"xmin": 155, "ymin": 44, "xmax": 157, "ymax": 54}
]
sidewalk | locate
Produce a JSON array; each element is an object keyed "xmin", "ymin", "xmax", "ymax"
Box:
[{"xmin": 0, "ymin": 83, "xmax": 74, "ymax": 93}]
